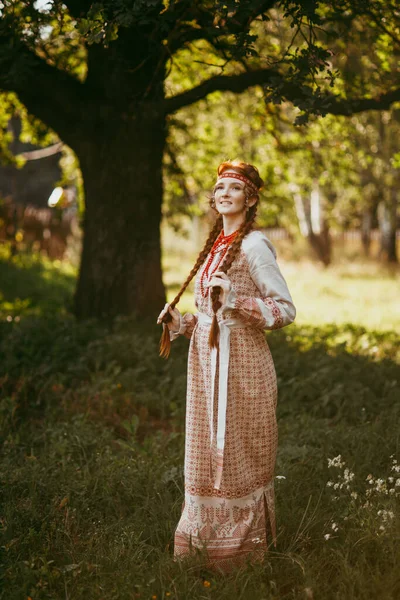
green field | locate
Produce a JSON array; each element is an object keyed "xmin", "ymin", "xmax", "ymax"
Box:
[{"xmin": 1, "ymin": 242, "xmax": 399, "ymax": 600}]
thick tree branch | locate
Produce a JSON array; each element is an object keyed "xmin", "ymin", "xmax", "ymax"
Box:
[
  {"xmin": 164, "ymin": 65, "xmax": 400, "ymax": 117},
  {"xmin": 0, "ymin": 34, "xmax": 87, "ymax": 146},
  {"xmin": 164, "ymin": 67, "xmax": 282, "ymax": 114},
  {"xmin": 321, "ymin": 88, "xmax": 400, "ymax": 116}
]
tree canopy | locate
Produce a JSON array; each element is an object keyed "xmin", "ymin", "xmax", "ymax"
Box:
[{"xmin": 1, "ymin": 0, "xmax": 399, "ymax": 317}]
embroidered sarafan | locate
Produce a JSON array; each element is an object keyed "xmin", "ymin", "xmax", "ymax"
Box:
[{"xmin": 169, "ymin": 229, "xmax": 296, "ymax": 572}]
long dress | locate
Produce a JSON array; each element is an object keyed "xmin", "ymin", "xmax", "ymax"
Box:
[{"xmin": 169, "ymin": 229, "xmax": 296, "ymax": 572}]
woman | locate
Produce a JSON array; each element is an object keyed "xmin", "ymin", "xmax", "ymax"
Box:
[{"xmin": 157, "ymin": 160, "xmax": 296, "ymax": 572}]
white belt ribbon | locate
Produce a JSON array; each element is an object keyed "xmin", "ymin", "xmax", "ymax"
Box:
[{"xmin": 196, "ymin": 311, "xmax": 252, "ymax": 490}]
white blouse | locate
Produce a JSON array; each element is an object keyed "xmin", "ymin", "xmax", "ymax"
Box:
[{"xmin": 169, "ymin": 230, "xmax": 296, "ymax": 340}]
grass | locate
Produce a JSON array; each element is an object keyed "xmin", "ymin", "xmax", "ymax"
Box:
[
  {"xmin": 0, "ymin": 245, "xmax": 76, "ymax": 319},
  {"xmin": 1, "ymin": 235, "xmax": 399, "ymax": 599}
]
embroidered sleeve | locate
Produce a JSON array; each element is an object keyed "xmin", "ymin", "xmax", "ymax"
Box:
[
  {"xmin": 220, "ymin": 234, "xmax": 296, "ymax": 330},
  {"xmin": 169, "ymin": 312, "xmax": 198, "ymax": 341}
]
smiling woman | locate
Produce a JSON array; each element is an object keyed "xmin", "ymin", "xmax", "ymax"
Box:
[{"xmin": 157, "ymin": 160, "xmax": 296, "ymax": 572}]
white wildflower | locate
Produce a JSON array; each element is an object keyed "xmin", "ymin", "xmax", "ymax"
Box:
[
  {"xmin": 324, "ymin": 533, "xmax": 331, "ymax": 540},
  {"xmin": 374, "ymin": 479, "xmax": 387, "ymax": 493},
  {"xmin": 378, "ymin": 509, "xmax": 394, "ymax": 523},
  {"xmin": 328, "ymin": 455, "xmax": 345, "ymax": 468},
  {"xmin": 344, "ymin": 468, "xmax": 355, "ymax": 482}
]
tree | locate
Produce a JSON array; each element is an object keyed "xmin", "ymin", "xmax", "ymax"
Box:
[{"xmin": 1, "ymin": 1, "xmax": 400, "ymax": 318}]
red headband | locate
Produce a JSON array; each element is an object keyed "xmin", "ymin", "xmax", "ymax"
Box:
[{"xmin": 217, "ymin": 171, "xmax": 259, "ymax": 194}]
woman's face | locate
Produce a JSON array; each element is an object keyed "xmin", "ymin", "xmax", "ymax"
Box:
[{"xmin": 213, "ymin": 175, "xmax": 247, "ymax": 215}]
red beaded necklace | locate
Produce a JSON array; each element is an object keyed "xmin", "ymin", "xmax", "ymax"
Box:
[{"xmin": 200, "ymin": 228, "xmax": 239, "ymax": 298}]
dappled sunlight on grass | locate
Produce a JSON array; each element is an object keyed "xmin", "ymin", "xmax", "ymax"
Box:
[
  {"xmin": 0, "ymin": 244, "xmax": 76, "ymax": 319},
  {"xmin": 284, "ymin": 259, "xmax": 400, "ymax": 333}
]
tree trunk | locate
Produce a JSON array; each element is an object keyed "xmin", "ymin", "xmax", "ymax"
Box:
[
  {"xmin": 293, "ymin": 186, "xmax": 332, "ymax": 266},
  {"xmin": 377, "ymin": 191, "xmax": 398, "ymax": 264},
  {"xmin": 361, "ymin": 209, "xmax": 372, "ymax": 256},
  {"xmin": 73, "ymin": 112, "xmax": 167, "ymax": 319}
]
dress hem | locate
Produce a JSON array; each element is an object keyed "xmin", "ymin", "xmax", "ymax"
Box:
[{"xmin": 174, "ymin": 480, "xmax": 276, "ymax": 572}]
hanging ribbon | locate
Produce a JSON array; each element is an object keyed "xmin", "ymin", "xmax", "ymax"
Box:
[{"xmin": 196, "ymin": 311, "xmax": 252, "ymax": 489}]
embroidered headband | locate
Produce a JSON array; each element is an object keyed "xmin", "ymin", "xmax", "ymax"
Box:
[{"xmin": 216, "ymin": 171, "xmax": 259, "ymax": 194}]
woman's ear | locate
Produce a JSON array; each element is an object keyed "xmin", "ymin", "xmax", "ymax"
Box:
[{"xmin": 248, "ymin": 195, "xmax": 258, "ymax": 207}]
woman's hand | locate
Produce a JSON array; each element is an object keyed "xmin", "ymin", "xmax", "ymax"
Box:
[
  {"xmin": 156, "ymin": 303, "xmax": 181, "ymax": 332},
  {"xmin": 205, "ymin": 270, "xmax": 232, "ymax": 305}
]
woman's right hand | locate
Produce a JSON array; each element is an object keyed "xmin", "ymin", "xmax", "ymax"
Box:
[{"xmin": 156, "ymin": 303, "xmax": 181, "ymax": 333}]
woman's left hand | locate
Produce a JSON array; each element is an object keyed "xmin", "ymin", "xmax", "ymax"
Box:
[{"xmin": 205, "ymin": 271, "xmax": 232, "ymax": 305}]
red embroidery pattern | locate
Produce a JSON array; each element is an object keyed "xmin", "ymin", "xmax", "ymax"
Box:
[
  {"xmin": 174, "ymin": 483, "xmax": 275, "ymax": 573},
  {"xmin": 218, "ymin": 171, "xmax": 259, "ymax": 194},
  {"xmin": 173, "ymin": 234, "xmax": 291, "ymax": 570},
  {"xmin": 263, "ymin": 297, "xmax": 284, "ymax": 329},
  {"xmin": 184, "ymin": 473, "xmax": 273, "ymax": 499},
  {"xmin": 234, "ymin": 297, "xmax": 266, "ymax": 328},
  {"xmin": 228, "ymin": 295, "xmax": 285, "ymax": 330}
]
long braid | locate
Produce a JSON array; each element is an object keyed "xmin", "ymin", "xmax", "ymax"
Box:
[
  {"xmin": 208, "ymin": 203, "xmax": 258, "ymax": 349},
  {"xmin": 159, "ymin": 214, "xmax": 223, "ymax": 358}
]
